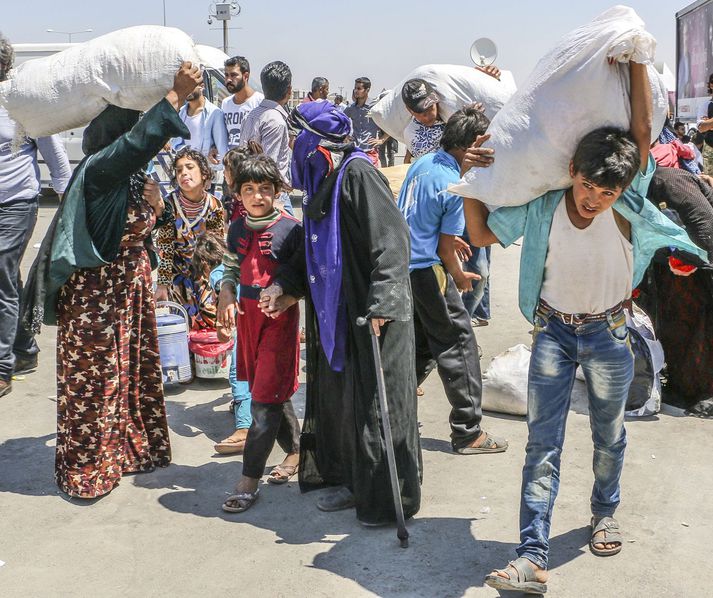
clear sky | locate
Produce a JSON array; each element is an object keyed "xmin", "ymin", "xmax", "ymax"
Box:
[{"xmin": 2, "ymin": 0, "xmax": 682, "ymax": 96}]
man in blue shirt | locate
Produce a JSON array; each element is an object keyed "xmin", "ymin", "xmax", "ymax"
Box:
[
  {"xmin": 0, "ymin": 33, "xmax": 71, "ymax": 397},
  {"xmin": 397, "ymin": 106, "xmax": 507, "ymax": 456}
]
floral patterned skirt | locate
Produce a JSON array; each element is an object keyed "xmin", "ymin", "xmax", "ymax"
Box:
[{"xmin": 55, "ymin": 246, "xmax": 171, "ymax": 498}]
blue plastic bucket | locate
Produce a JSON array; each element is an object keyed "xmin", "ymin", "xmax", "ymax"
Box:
[{"xmin": 156, "ymin": 301, "xmax": 191, "ymax": 384}]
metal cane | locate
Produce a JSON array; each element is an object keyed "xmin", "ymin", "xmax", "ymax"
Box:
[{"xmin": 356, "ymin": 316, "xmax": 409, "ymax": 548}]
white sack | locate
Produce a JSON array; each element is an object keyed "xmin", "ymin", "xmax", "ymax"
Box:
[
  {"xmin": 369, "ymin": 64, "xmax": 517, "ymax": 143},
  {"xmin": 0, "ymin": 26, "xmax": 201, "ymax": 138},
  {"xmin": 481, "ymin": 344, "xmax": 530, "ymax": 416},
  {"xmin": 448, "ymin": 5, "xmax": 669, "ymax": 206}
]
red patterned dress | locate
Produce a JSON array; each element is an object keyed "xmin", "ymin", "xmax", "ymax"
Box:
[{"xmin": 55, "ymin": 197, "xmax": 171, "ymax": 498}]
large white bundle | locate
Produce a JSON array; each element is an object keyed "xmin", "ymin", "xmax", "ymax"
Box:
[
  {"xmin": 481, "ymin": 344, "xmax": 531, "ymax": 416},
  {"xmin": 0, "ymin": 26, "xmax": 201, "ymax": 138},
  {"xmin": 370, "ymin": 64, "xmax": 517, "ymax": 143},
  {"xmin": 448, "ymin": 6, "xmax": 669, "ymax": 207}
]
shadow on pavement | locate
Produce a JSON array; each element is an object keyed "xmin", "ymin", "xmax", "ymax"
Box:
[
  {"xmin": 0, "ymin": 433, "xmax": 56, "ymax": 496},
  {"xmin": 131, "ymin": 457, "xmax": 589, "ymax": 597},
  {"xmin": 164, "ymin": 382, "xmax": 307, "ymax": 444}
]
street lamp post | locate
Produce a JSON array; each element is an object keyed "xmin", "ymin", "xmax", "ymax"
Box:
[
  {"xmin": 208, "ymin": 2, "xmax": 240, "ymax": 54},
  {"xmin": 46, "ymin": 28, "xmax": 93, "ymax": 43}
]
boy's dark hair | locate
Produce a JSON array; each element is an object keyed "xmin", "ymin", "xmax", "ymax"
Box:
[
  {"xmin": 572, "ymin": 127, "xmax": 640, "ymax": 190},
  {"xmin": 191, "ymin": 232, "xmax": 227, "ymax": 280},
  {"xmin": 234, "ymin": 155, "xmax": 283, "ymax": 194},
  {"xmin": 222, "ymin": 142, "xmax": 263, "ymax": 193},
  {"xmin": 311, "ymin": 76, "xmax": 328, "ymax": 93},
  {"xmin": 224, "ymin": 55, "xmax": 250, "ymax": 74},
  {"xmin": 0, "ymin": 32, "xmax": 14, "ymax": 82},
  {"xmin": 170, "ymin": 147, "xmax": 214, "ymax": 187},
  {"xmin": 440, "ymin": 106, "xmax": 490, "ymax": 151},
  {"xmin": 693, "ymin": 131, "xmax": 705, "ymax": 147},
  {"xmin": 674, "ymin": 121, "xmax": 685, "ymax": 130},
  {"xmin": 355, "ymin": 76, "xmax": 371, "ymax": 90},
  {"xmin": 334, "ymin": 94, "xmax": 343, "ymax": 103},
  {"xmin": 261, "ymin": 61, "xmax": 291, "ymax": 101}
]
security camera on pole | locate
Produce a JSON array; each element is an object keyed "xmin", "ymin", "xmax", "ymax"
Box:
[{"xmin": 208, "ymin": 2, "xmax": 241, "ymax": 54}]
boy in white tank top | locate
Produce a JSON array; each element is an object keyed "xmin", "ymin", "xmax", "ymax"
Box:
[{"xmin": 462, "ymin": 61, "xmax": 708, "ymax": 594}]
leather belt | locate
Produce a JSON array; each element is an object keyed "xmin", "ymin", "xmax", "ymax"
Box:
[{"xmin": 538, "ymin": 299, "xmax": 624, "ymax": 326}]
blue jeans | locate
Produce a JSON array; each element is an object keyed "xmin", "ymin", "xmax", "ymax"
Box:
[
  {"xmin": 0, "ymin": 199, "xmax": 40, "ymax": 381},
  {"xmin": 518, "ymin": 304, "xmax": 634, "ymax": 569},
  {"xmin": 229, "ymin": 333, "xmax": 252, "ymax": 429},
  {"xmin": 462, "ymin": 244, "xmax": 491, "ymax": 320}
]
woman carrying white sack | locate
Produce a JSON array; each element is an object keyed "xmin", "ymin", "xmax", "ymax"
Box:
[{"xmin": 22, "ymin": 63, "xmax": 202, "ymax": 499}]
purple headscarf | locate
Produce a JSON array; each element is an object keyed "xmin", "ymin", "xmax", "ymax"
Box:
[{"xmin": 291, "ymin": 101, "xmax": 369, "ymax": 371}]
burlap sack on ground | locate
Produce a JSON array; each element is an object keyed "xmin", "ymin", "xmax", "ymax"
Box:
[
  {"xmin": 370, "ymin": 64, "xmax": 517, "ymax": 143},
  {"xmin": 448, "ymin": 6, "xmax": 669, "ymax": 207},
  {"xmin": 0, "ymin": 26, "xmax": 201, "ymax": 138}
]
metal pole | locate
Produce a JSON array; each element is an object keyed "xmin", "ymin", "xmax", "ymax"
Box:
[
  {"xmin": 162, "ymin": 0, "xmax": 166, "ymax": 26},
  {"xmin": 223, "ymin": 20, "xmax": 228, "ymax": 54},
  {"xmin": 356, "ymin": 316, "xmax": 409, "ymax": 548}
]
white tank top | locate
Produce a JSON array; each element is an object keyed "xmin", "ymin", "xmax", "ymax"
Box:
[{"xmin": 540, "ymin": 197, "xmax": 633, "ymax": 314}]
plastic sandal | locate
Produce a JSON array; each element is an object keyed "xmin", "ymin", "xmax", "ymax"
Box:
[
  {"xmin": 485, "ymin": 557, "xmax": 548, "ymax": 594},
  {"xmin": 590, "ymin": 516, "xmax": 623, "ymax": 556},
  {"xmin": 221, "ymin": 490, "xmax": 259, "ymax": 513}
]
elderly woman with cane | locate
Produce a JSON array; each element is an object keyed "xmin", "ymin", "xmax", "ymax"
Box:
[
  {"xmin": 259, "ymin": 99, "xmax": 422, "ymax": 528},
  {"xmin": 22, "ymin": 62, "xmax": 202, "ymax": 499}
]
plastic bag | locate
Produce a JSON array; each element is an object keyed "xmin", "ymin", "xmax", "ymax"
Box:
[
  {"xmin": 481, "ymin": 344, "xmax": 530, "ymax": 416},
  {"xmin": 448, "ymin": 6, "xmax": 668, "ymax": 207},
  {"xmin": 0, "ymin": 26, "xmax": 201, "ymax": 138},
  {"xmin": 369, "ymin": 64, "xmax": 516, "ymax": 144},
  {"xmin": 575, "ymin": 306, "xmax": 663, "ymax": 417},
  {"xmin": 189, "ymin": 329, "xmax": 234, "ymax": 358}
]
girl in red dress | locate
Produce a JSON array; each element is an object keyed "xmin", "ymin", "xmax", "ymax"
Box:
[{"xmin": 217, "ymin": 155, "xmax": 302, "ymax": 513}]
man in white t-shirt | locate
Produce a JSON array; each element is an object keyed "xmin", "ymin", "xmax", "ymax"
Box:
[{"xmin": 221, "ymin": 56, "xmax": 264, "ymax": 149}]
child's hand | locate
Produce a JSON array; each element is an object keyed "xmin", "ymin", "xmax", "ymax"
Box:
[
  {"xmin": 216, "ymin": 323, "xmax": 233, "ymax": 343},
  {"xmin": 260, "ymin": 294, "xmax": 299, "ymax": 319},
  {"xmin": 217, "ymin": 285, "xmax": 239, "ymax": 329},
  {"xmin": 259, "ymin": 284, "xmax": 284, "ymax": 312}
]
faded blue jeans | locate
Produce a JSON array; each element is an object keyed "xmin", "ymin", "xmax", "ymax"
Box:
[
  {"xmin": 229, "ymin": 333, "xmax": 252, "ymax": 430},
  {"xmin": 517, "ymin": 303, "xmax": 634, "ymax": 569},
  {"xmin": 0, "ymin": 199, "xmax": 40, "ymax": 381}
]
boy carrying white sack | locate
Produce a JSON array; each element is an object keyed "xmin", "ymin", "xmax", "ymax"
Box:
[{"xmin": 463, "ymin": 60, "xmax": 707, "ymax": 594}]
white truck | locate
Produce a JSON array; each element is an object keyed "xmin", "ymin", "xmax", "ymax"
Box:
[{"xmin": 12, "ymin": 42, "xmax": 231, "ymax": 191}]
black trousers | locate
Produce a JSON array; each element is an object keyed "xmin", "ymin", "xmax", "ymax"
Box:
[
  {"xmin": 410, "ymin": 266, "xmax": 483, "ymax": 448},
  {"xmin": 242, "ymin": 401, "xmax": 301, "ymax": 479}
]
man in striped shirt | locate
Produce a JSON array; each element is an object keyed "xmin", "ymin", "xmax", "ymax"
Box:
[{"xmin": 239, "ymin": 61, "xmax": 294, "ymax": 214}]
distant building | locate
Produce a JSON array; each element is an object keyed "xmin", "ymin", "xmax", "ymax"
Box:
[{"xmin": 287, "ymin": 89, "xmax": 308, "ymax": 110}]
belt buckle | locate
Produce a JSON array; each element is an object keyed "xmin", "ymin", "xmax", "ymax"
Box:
[{"xmin": 560, "ymin": 312, "xmax": 573, "ymax": 326}]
